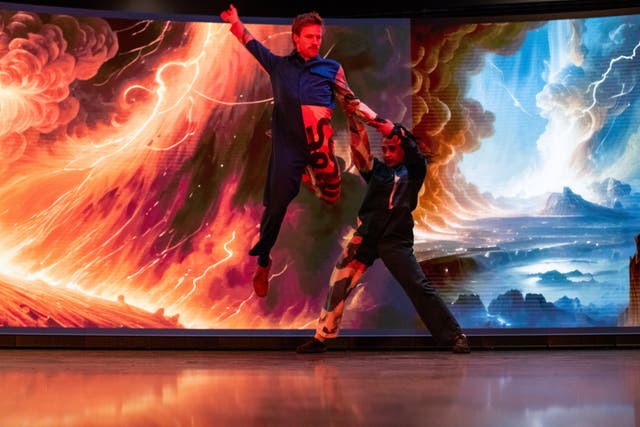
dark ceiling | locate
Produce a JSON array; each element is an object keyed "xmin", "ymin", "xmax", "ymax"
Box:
[{"xmin": 2, "ymin": 0, "xmax": 640, "ymax": 20}]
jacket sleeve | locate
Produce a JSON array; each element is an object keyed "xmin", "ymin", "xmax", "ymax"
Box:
[
  {"xmin": 333, "ymin": 65, "xmax": 382, "ymax": 174},
  {"xmin": 228, "ymin": 21, "xmax": 277, "ymax": 74},
  {"xmin": 396, "ymin": 125, "xmax": 427, "ymax": 179},
  {"xmin": 347, "ymin": 115, "xmax": 374, "ymax": 173}
]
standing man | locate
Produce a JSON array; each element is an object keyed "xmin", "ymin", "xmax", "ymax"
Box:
[
  {"xmin": 220, "ymin": 4, "xmax": 391, "ymax": 297},
  {"xmin": 296, "ymin": 122, "xmax": 471, "ymax": 354}
]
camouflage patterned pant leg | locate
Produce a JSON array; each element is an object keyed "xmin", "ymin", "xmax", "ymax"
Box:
[{"xmin": 315, "ymin": 233, "xmax": 367, "ymax": 340}]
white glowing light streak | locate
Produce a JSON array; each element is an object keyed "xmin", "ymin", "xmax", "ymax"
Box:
[
  {"xmin": 299, "ymin": 318, "xmax": 317, "ymax": 329},
  {"xmin": 174, "ymin": 231, "xmax": 236, "ymax": 305},
  {"xmin": 487, "ymin": 60, "xmax": 531, "ymax": 116},
  {"xmin": 20, "ymin": 22, "xmax": 225, "ymax": 279},
  {"xmin": 268, "ymin": 262, "xmax": 289, "ymax": 280},
  {"xmin": 148, "ymin": 96, "xmax": 196, "ymax": 151},
  {"xmin": 95, "ymin": 20, "xmax": 172, "ymax": 87},
  {"xmin": 584, "ymin": 39, "xmax": 640, "ymax": 112},
  {"xmin": 193, "ymin": 231, "xmax": 236, "ymax": 283},
  {"xmin": 65, "ymin": 23, "xmax": 220, "ymax": 171},
  {"xmin": 125, "ymin": 224, "xmax": 204, "ymax": 282},
  {"xmin": 195, "ymin": 89, "xmax": 273, "ymax": 105},
  {"xmin": 214, "ymin": 293, "xmax": 256, "ymax": 322}
]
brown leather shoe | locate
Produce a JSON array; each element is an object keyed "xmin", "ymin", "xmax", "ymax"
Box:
[
  {"xmin": 252, "ymin": 259, "xmax": 271, "ymax": 297},
  {"xmin": 452, "ymin": 333, "xmax": 471, "ymax": 354}
]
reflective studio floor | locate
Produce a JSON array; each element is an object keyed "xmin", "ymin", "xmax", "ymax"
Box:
[{"xmin": 1, "ymin": 348, "xmax": 639, "ymax": 427}]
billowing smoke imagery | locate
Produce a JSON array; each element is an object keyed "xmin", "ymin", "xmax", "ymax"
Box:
[
  {"xmin": 1, "ymin": 7, "xmax": 634, "ymax": 331},
  {"xmin": 0, "ymin": 11, "xmax": 272, "ymax": 328},
  {"xmin": 425, "ymin": 16, "xmax": 640, "ymax": 327},
  {"xmin": 0, "ymin": 10, "xmax": 409, "ymax": 329},
  {"xmin": 0, "ymin": 12, "xmax": 117, "ymax": 163},
  {"xmin": 460, "ymin": 16, "xmax": 640, "ymax": 202},
  {"xmin": 410, "ymin": 20, "xmax": 545, "ymax": 236}
]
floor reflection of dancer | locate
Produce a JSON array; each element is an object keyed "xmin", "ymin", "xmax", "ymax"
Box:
[
  {"xmin": 220, "ymin": 4, "xmax": 391, "ymax": 297},
  {"xmin": 297, "ymin": 122, "xmax": 471, "ymax": 354}
]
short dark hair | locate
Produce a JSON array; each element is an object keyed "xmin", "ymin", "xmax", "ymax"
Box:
[
  {"xmin": 292, "ymin": 11, "xmax": 323, "ymax": 37},
  {"xmin": 388, "ymin": 123, "xmax": 416, "ymax": 141}
]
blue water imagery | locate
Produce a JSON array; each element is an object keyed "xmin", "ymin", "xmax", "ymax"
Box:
[
  {"xmin": 435, "ymin": 15, "xmax": 640, "ymax": 329},
  {"xmin": 417, "ymin": 186, "xmax": 639, "ymax": 329}
]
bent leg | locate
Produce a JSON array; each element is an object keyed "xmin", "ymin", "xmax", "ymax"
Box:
[
  {"xmin": 304, "ymin": 116, "xmax": 341, "ymax": 204},
  {"xmin": 307, "ymin": 149, "xmax": 341, "ymax": 204}
]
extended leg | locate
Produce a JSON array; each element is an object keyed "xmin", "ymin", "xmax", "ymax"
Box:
[
  {"xmin": 380, "ymin": 241, "xmax": 464, "ymax": 347},
  {"xmin": 250, "ymin": 158, "xmax": 305, "ymax": 296}
]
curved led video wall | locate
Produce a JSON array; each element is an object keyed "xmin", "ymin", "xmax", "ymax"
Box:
[{"xmin": 0, "ymin": 3, "xmax": 639, "ymax": 333}]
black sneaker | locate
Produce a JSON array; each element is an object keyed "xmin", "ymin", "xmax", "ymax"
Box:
[
  {"xmin": 452, "ymin": 333, "xmax": 470, "ymax": 354},
  {"xmin": 296, "ymin": 338, "xmax": 327, "ymax": 354}
]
